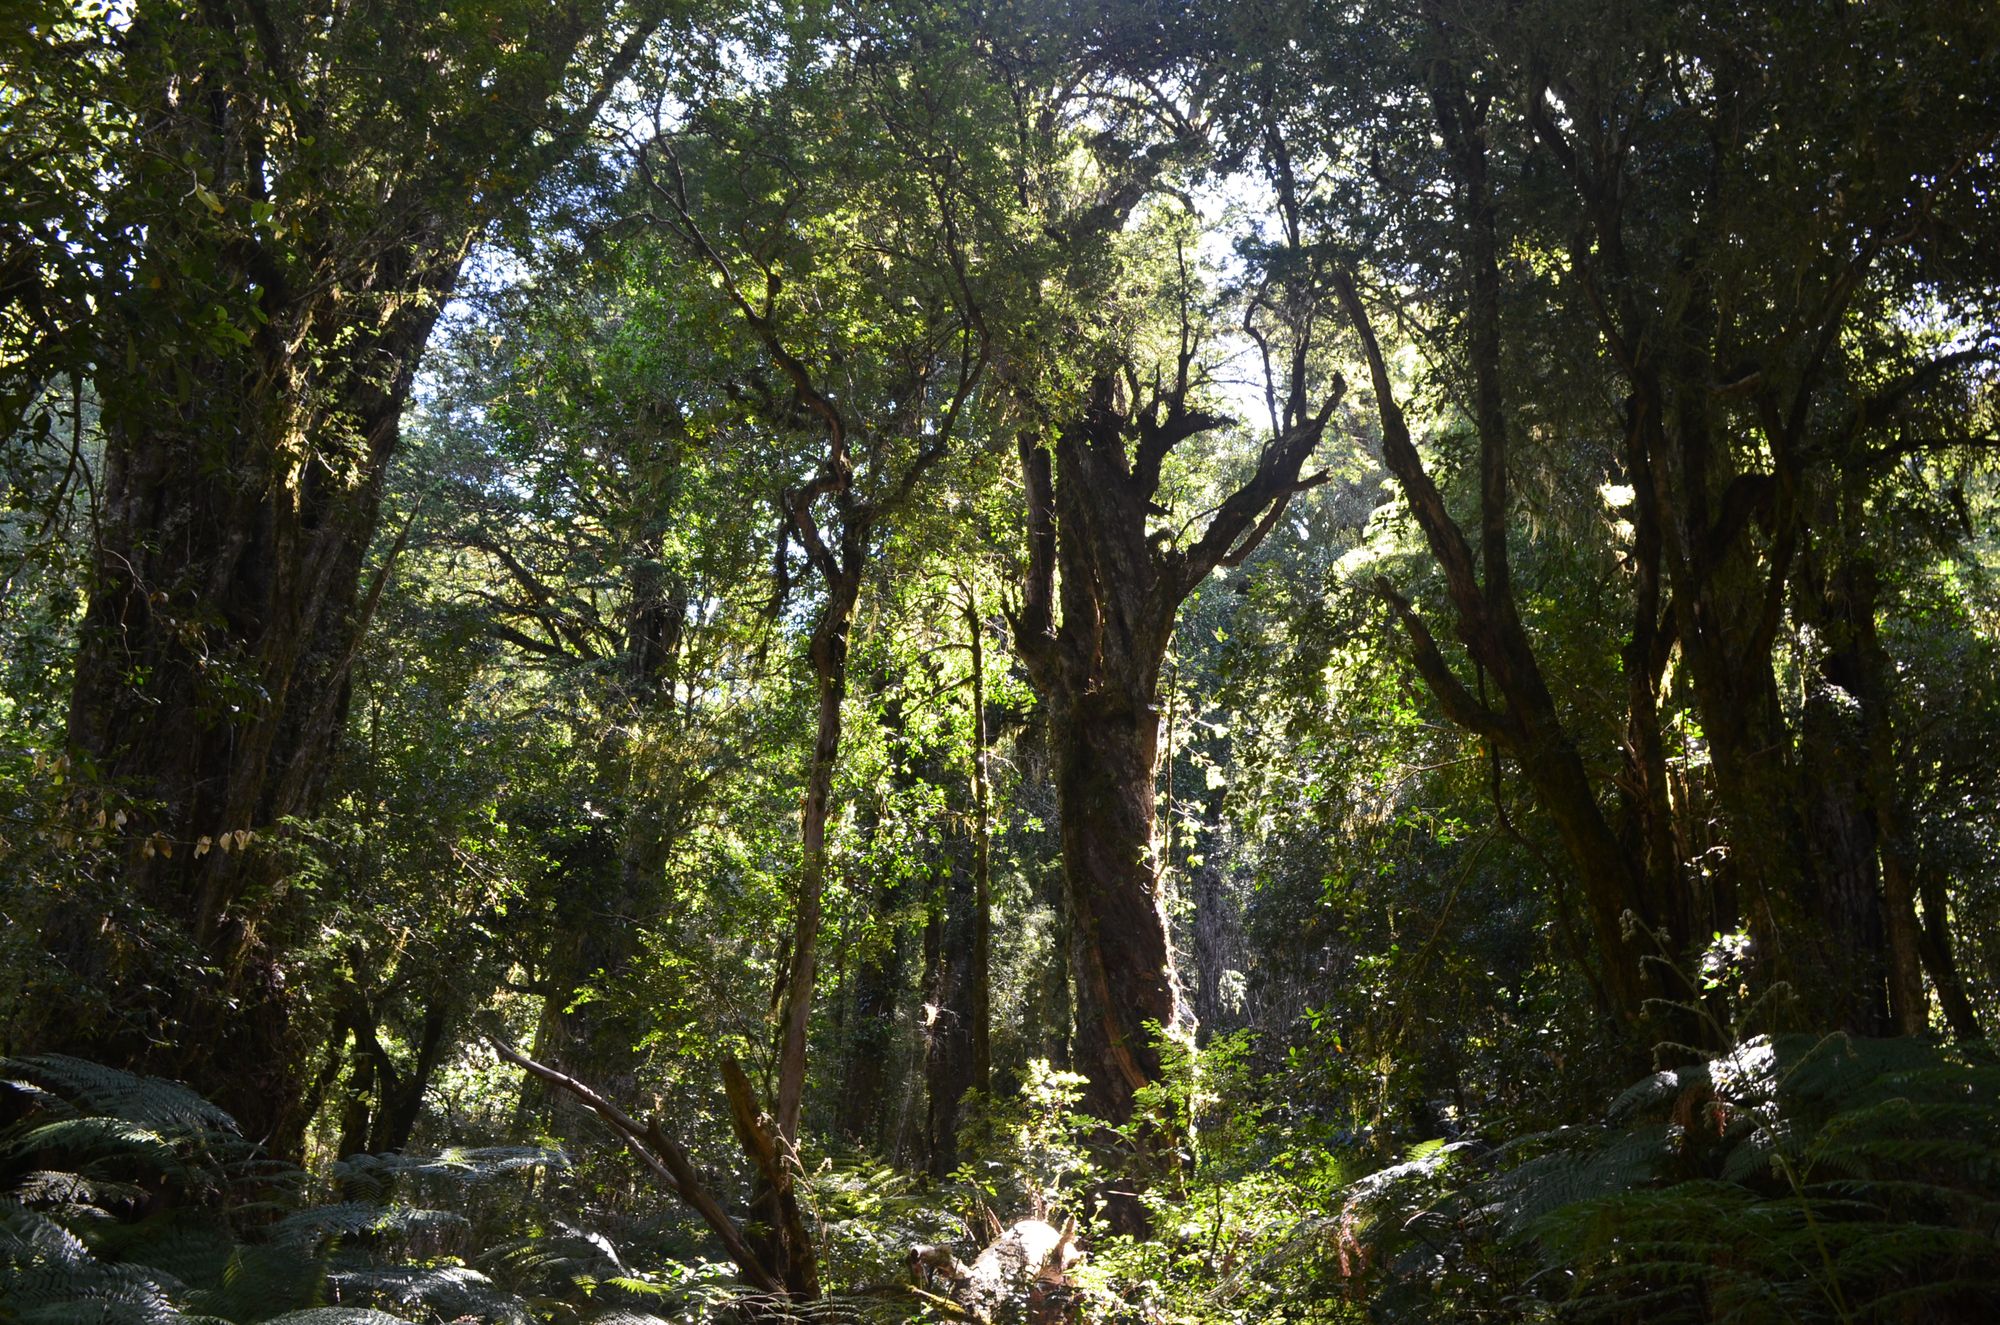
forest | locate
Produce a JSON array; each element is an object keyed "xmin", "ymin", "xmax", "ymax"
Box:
[{"xmin": 3, "ymin": 0, "xmax": 1999, "ymax": 1320}]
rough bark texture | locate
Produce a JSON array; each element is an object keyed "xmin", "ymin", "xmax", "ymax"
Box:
[
  {"xmin": 10, "ymin": 0, "xmax": 660, "ymax": 1156},
  {"xmin": 1053, "ymin": 694, "xmax": 1175, "ymax": 1124},
  {"xmin": 40, "ymin": 293, "xmax": 447, "ymax": 1155},
  {"xmin": 1010, "ymin": 362, "xmax": 1335, "ymax": 1127}
]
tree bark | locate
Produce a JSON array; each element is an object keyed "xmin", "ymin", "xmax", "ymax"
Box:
[
  {"xmin": 924, "ymin": 818, "xmax": 982, "ymax": 1175},
  {"xmin": 773, "ymin": 578, "xmax": 859, "ymax": 1147},
  {"xmin": 10, "ymin": 0, "xmax": 660, "ymax": 1156},
  {"xmin": 966, "ymin": 592, "xmax": 994, "ymax": 1094},
  {"xmin": 1010, "ymin": 362, "xmax": 1335, "ymax": 1129},
  {"xmin": 1052, "ymin": 693, "xmax": 1175, "ymax": 1123},
  {"xmin": 1335, "ymin": 263, "xmax": 1660, "ymax": 1032},
  {"xmin": 42, "ymin": 328, "xmax": 437, "ymax": 1155},
  {"xmin": 836, "ymin": 700, "xmax": 914, "ymax": 1149}
]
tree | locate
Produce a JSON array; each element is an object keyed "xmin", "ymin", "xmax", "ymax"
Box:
[
  {"xmin": 1268, "ymin": 0, "xmax": 2000, "ymax": 1037},
  {"xmin": 1010, "ymin": 235, "xmax": 1341, "ymax": 1129},
  {"xmin": 409, "ymin": 249, "xmax": 783, "ymax": 1130},
  {"xmin": 12, "ymin": 0, "xmax": 669, "ymax": 1155}
]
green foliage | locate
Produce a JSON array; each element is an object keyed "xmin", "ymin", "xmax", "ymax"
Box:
[
  {"xmin": 951, "ymin": 1062, "xmax": 1097, "ymax": 1225},
  {"xmin": 1518, "ymin": 1035, "xmax": 2000, "ymax": 1323},
  {"xmin": 1277, "ymin": 1035, "xmax": 2000, "ymax": 1324},
  {"xmin": 808, "ymin": 1153, "xmax": 964, "ymax": 1293},
  {"xmin": 7, "ymin": 2, "xmax": 2000, "ymax": 1323}
]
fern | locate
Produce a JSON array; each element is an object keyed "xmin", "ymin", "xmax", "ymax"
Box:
[
  {"xmin": 0, "ymin": 1056, "xmax": 555, "ymax": 1324},
  {"xmin": 1254, "ymin": 1035, "xmax": 2000, "ymax": 1324},
  {"xmin": 1504, "ymin": 1035, "xmax": 2000, "ymax": 1323},
  {"xmin": 0, "ymin": 1198, "xmax": 191, "ymax": 1324},
  {"xmin": 331, "ymin": 1145, "xmax": 562, "ymax": 1203},
  {"xmin": 324, "ymin": 1262, "xmax": 530, "ymax": 1324},
  {"xmin": 5, "ymin": 1056, "xmax": 242, "ymax": 1138}
]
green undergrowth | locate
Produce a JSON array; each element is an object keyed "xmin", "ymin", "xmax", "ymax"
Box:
[{"xmin": 5, "ymin": 1035, "xmax": 1997, "ymax": 1323}]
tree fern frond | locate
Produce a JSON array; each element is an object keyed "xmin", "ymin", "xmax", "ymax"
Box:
[
  {"xmin": 271, "ymin": 1202, "xmax": 390, "ymax": 1248},
  {"xmin": 331, "ymin": 1145, "xmax": 563, "ymax": 1201},
  {"xmin": 326, "ymin": 1262, "xmax": 531, "ymax": 1324},
  {"xmin": 9, "ymin": 1168, "xmax": 147, "ymax": 1210},
  {"xmin": 9, "ymin": 1117, "xmax": 187, "ymax": 1176},
  {"xmin": 3, "ymin": 1057, "xmax": 240, "ymax": 1137},
  {"xmin": 1490, "ymin": 1035, "xmax": 2000, "ymax": 1324},
  {"xmin": 2, "ymin": 1196, "xmax": 94, "ymax": 1265}
]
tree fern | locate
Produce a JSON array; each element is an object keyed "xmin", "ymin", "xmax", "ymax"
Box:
[{"xmin": 324, "ymin": 1263, "xmax": 531, "ymax": 1324}]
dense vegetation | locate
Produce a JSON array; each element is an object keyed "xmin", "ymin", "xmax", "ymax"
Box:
[{"xmin": 4, "ymin": 0, "xmax": 1998, "ymax": 1320}]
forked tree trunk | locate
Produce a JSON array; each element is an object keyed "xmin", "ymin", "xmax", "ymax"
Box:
[{"xmin": 1012, "ymin": 365, "xmax": 1336, "ymax": 1131}]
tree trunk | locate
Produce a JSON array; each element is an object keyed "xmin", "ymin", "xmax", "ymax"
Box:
[
  {"xmin": 836, "ymin": 855, "xmax": 910, "ymax": 1149},
  {"xmin": 774, "ymin": 594, "xmax": 855, "ymax": 1147},
  {"xmin": 526, "ymin": 571, "xmax": 687, "ymax": 1126},
  {"xmin": 924, "ymin": 832, "xmax": 983, "ymax": 1175},
  {"xmin": 29, "ymin": 321, "xmax": 433, "ymax": 1155},
  {"xmin": 1800, "ymin": 677, "xmax": 1893, "ymax": 1036},
  {"xmin": 1051, "ymin": 690, "xmax": 1177, "ymax": 1124},
  {"xmin": 1915, "ymin": 862, "xmax": 1984, "ymax": 1040},
  {"xmin": 966, "ymin": 593, "xmax": 994, "ymax": 1094},
  {"xmin": 1010, "ymin": 365, "xmax": 1333, "ymax": 1131},
  {"xmin": 1191, "ymin": 850, "xmax": 1249, "ymax": 1044},
  {"xmin": 371, "ymin": 991, "xmax": 453, "ymax": 1154},
  {"xmin": 7, "ymin": 0, "xmax": 654, "ymax": 1152}
]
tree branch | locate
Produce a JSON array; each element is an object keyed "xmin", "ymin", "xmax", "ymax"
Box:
[{"xmin": 485, "ymin": 1033, "xmax": 783, "ymax": 1294}]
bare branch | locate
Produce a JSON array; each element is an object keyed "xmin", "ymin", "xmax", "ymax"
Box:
[{"xmin": 485, "ymin": 1033, "xmax": 783, "ymax": 1294}]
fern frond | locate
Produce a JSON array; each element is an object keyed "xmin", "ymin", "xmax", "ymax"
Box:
[
  {"xmin": 326, "ymin": 1262, "xmax": 531, "ymax": 1324},
  {"xmin": 3, "ymin": 1057, "xmax": 241, "ymax": 1137}
]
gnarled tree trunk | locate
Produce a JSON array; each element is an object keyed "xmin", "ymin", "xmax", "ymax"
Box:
[
  {"xmin": 9, "ymin": 0, "xmax": 661, "ymax": 1156},
  {"xmin": 1011, "ymin": 361, "xmax": 1336, "ymax": 1130}
]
